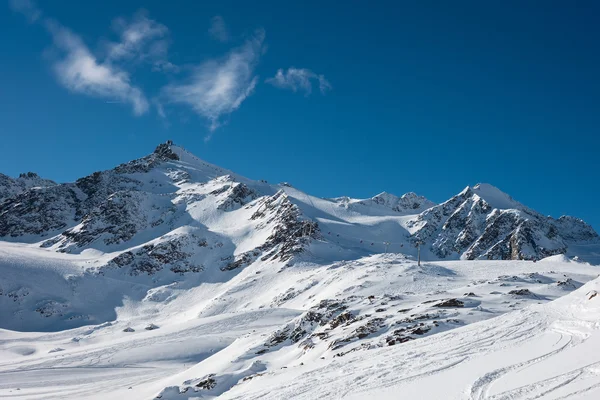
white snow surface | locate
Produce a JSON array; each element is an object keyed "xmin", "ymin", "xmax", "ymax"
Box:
[
  {"xmin": 1, "ymin": 245, "xmax": 600, "ymax": 399},
  {"xmin": 1, "ymin": 142, "xmax": 600, "ymax": 399}
]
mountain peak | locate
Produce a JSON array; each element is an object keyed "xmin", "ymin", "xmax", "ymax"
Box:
[
  {"xmin": 470, "ymin": 183, "xmax": 521, "ymax": 210},
  {"xmin": 153, "ymin": 140, "xmax": 180, "ymax": 161},
  {"xmin": 370, "ymin": 191, "xmax": 436, "ymax": 212},
  {"xmin": 18, "ymin": 172, "xmax": 40, "ymax": 179}
]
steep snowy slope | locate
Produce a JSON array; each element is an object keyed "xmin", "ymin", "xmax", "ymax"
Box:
[
  {"xmin": 0, "ymin": 141, "xmax": 599, "ymax": 333},
  {"xmin": 0, "ymin": 141, "xmax": 599, "ymax": 399}
]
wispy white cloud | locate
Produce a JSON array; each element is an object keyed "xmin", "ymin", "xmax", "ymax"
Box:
[
  {"xmin": 9, "ymin": 0, "xmax": 42, "ymax": 22},
  {"xmin": 209, "ymin": 16, "xmax": 230, "ymax": 43},
  {"xmin": 45, "ymin": 20, "xmax": 149, "ymax": 115},
  {"xmin": 11, "ymin": 1, "xmax": 152, "ymax": 115},
  {"xmin": 11, "ymin": 2, "xmax": 272, "ymax": 129},
  {"xmin": 106, "ymin": 10, "xmax": 177, "ymax": 72},
  {"xmin": 266, "ymin": 67, "xmax": 331, "ymax": 95},
  {"xmin": 163, "ymin": 30, "xmax": 265, "ymax": 136}
]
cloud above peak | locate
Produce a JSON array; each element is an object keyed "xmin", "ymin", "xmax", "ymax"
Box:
[
  {"xmin": 162, "ymin": 30, "xmax": 265, "ymax": 135},
  {"xmin": 106, "ymin": 11, "xmax": 177, "ymax": 72},
  {"xmin": 11, "ymin": 3, "xmax": 331, "ymax": 135},
  {"xmin": 45, "ymin": 20, "xmax": 149, "ymax": 115},
  {"xmin": 266, "ymin": 67, "xmax": 331, "ymax": 95}
]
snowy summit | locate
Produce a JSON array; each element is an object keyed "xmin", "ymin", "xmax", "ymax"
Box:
[{"xmin": 0, "ymin": 141, "xmax": 599, "ymax": 399}]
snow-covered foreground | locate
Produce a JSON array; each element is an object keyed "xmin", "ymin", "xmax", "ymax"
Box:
[
  {"xmin": 226, "ymin": 274, "xmax": 600, "ymax": 400},
  {"xmin": 1, "ymin": 244, "xmax": 598, "ymax": 399}
]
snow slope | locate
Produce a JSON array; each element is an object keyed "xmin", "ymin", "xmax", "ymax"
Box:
[
  {"xmin": 221, "ymin": 271, "xmax": 600, "ymax": 400},
  {"xmin": 1, "ymin": 247, "xmax": 599, "ymax": 399},
  {"xmin": 1, "ymin": 141, "xmax": 600, "ymax": 399}
]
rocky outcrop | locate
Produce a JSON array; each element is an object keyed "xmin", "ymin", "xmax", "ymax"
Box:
[
  {"xmin": 0, "ymin": 185, "xmax": 80, "ymax": 237},
  {"xmin": 407, "ymin": 184, "xmax": 598, "ymax": 261},
  {"xmin": 0, "ymin": 172, "xmax": 56, "ymax": 202},
  {"xmin": 0, "ymin": 142, "xmax": 182, "ymax": 242},
  {"xmin": 252, "ymin": 190, "xmax": 319, "ymax": 261},
  {"xmin": 106, "ymin": 235, "xmax": 204, "ymax": 276}
]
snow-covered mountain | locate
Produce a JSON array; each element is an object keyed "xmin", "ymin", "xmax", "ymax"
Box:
[
  {"xmin": 408, "ymin": 183, "xmax": 599, "ymax": 261},
  {"xmin": 0, "ymin": 172, "xmax": 56, "ymax": 202},
  {"xmin": 1, "ymin": 141, "xmax": 597, "ymax": 263},
  {"xmin": 1, "ymin": 141, "xmax": 599, "ymax": 399}
]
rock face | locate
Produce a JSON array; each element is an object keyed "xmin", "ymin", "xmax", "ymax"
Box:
[
  {"xmin": 0, "ymin": 142, "xmax": 598, "ymax": 268},
  {"xmin": 407, "ymin": 183, "xmax": 599, "ymax": 260},
  {"xmin": 0, "ymin": 142, "xmax": 322, "ymax": 277},
  {"xmin": 0, "ymin": 172, "xmax": 56, "ymax": 202},
  {"xmin": 0, "ymin": 141, "xmax": 599, "ymax": 337}
]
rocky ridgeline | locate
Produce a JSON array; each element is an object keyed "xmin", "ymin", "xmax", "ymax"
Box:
[
  {"xmin": 0, "ymin": 172, "xmax": 56, "ymax": 202},
  {"xmin": 0, "ymin": 141, "xmax": 320, "ymax": 278},
  {"xmin": 0, "ymin": 142, "xmax": 182, "ymax": 242},
  {"xmin": 107, "ymin": 235, "xmax": 204, "ymax": 276},
  {"xmin": 210, "ymin": 179, "xmax": 258, "ymax": 211},
  {"xmin": 1, "ymin": 141, "xmax": 598, "ymax": 266},
  {"xmin": 220, "ymin": 190, "xmax": 319, "ymax": 272},
  {"xmin": 408, "ymin": 185, "xmax": 599, "ymax": 260},
  {"xmin": 251, "ymin": 190, "xmax": 319, "ymax": 262}
]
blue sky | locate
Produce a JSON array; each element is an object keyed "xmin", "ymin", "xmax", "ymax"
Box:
[{"xmin": 2, "ymin": 1, "xmax": 599, "ymax": 230}]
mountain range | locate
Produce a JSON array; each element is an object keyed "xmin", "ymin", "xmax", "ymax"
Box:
[
  {"xmin": 1, "ymin": 141, "xmax": 599, "ymax": 399},
  {"xmin": 1, "ymin": 141, "xmax": 598, "ymax": 267}
]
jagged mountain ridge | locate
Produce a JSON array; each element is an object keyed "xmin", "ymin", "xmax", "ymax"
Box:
[
  {"xmin": 1, "ymin": 141, "xmax": 600, "ymax": 398},
  {"xmin": 0, "ymin": 141, "xmax": 598, "ymax": 270},
  {"xmin": 0, "ymin": 172, "xmax": 56, "ymax": 202}
]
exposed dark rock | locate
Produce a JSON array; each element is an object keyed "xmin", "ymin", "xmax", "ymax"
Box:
[
  {"xmin": 251, "ymin": 191, "xmax": 319, "ymax": 261},
  {"xmin": 106, "ymin": 236, "xmax": 203, "ymax": 276},
  {"xmin": 221, "ymin": 250, "xmax": 260, "ymax": 271},
  {"xmin": 433, "ymin": 299, "xmax": 464, "ymax": 308},
  {"xmin": 195, "ymin": 375, "xmax": 216, "ymax": 390},
  {"xmin": 508, "ymin": 289, "xmax": 533, "ymax": 296},
  {"xmin": 411, "ymin": 326, "xmax": 431, "ymax": 335},
  {"xmin": 329, "ymin": 311, "xmax": 356, "ymax": 329}
]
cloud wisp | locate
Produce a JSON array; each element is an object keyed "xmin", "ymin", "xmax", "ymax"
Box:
[
  {"xmin": 163, "ymin": 30, "xmax": 265, "ymax": 136},
  {"xmin": 45, "ymin": 20, "xmax": 150, "ymax": 115},
  {"xmin": 106, "ymin": 11, "xmax": 177, "ymax": 72},
  {"xmin": 266, "ymin": 67, "xmax": 331, "ymax": 96},
  {"xmin": 11, "ymin": 3, "xmax": 331, "ymax": 134},
  {"xmin": 209, "ymin": 16, "xmax": 230, "ymax": 43},
  {"xmin": 11, "ymin": 1, "xmax": 153, "ymax": 115}
]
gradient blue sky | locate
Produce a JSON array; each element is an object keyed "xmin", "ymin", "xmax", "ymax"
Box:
[{"xmin": 2, "ymin": 1, "xmax": 599, "ymax": 230}]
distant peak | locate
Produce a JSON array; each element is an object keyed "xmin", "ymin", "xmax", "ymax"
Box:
[
  {"xmin": 469, "ymin": 183, "xmax": 520, "ymax": 210},
  {"xmin": 369, "ymin": 191, "xmax": 435, "ymax": 211},
  {"xmin": 372, "ymin": 191, "xmax": 399, "ymax": 201},
  {"xmin": 18, "ymin": 172, "xmax": 40, "ymax": 179},
  {"xmin": 400, "ymin": 192, "xmax": 420, "ymax": 200}
]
